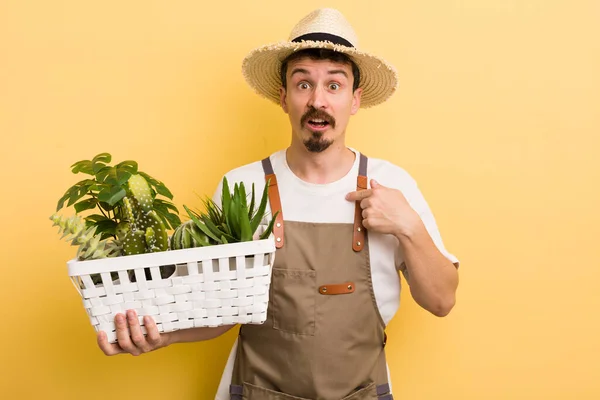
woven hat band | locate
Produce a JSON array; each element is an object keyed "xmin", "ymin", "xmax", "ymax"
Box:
[{"xmin": 292, "ymin": 33, "xmax": 354, "ymax": 48}]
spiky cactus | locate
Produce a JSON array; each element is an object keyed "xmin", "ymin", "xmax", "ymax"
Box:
[
  {"xmin": 50, "ymin": 214, "xmax": 122, "ymax": 260},
  {"xmin": 119, "ymin": 174, "xmax": 169, "ymax": 255},
  {"xmin": 170, "ymin": 220, "xmax": 211, "ymax": 250}
]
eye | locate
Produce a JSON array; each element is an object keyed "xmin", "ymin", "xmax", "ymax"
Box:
[
  {"xmin": 329, "ymin": 83, "xmax": 340, "ymax": 91},
  {"xmin": 298, "ymin": 82, "xmax": 310, "ymax": 90}
]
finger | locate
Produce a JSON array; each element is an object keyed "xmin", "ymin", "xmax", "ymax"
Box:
[
  {"xmin": 97, "ymin": 330, "xmax": 123, "ymax": 356},
  {"xmin": 127, "ymin": 310, "xmax": 151, "ymax": 353},
  {"xmin": 360, "ymin": 198, "xmax": 372, "ymax": 210},
  {"xmin": 346, "ymin": 189, "xmax": 372, "ymax": 202},
  {"xmin": 362, "ymin": 218, "xmax": 372, "ymax": 230},
  {"xmin": 114, "ymin": 313, "xmax": 140, "ymax": 356},
  {"xmin": 143, "ymin": 315, "xmax": 162, "ymax": 348},
  {"xmin": 371, "ymin": 179, "xmax": 384, "ymax": 189}
]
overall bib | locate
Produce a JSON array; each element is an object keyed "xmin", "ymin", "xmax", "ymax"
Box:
[{"xmin": 230, "ymin": 154, "xmax": 393, "ymax": 400}]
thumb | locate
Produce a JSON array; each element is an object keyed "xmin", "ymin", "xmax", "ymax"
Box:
[{"xmin": 370, "ymin": 179, "xmax": 383, "ymax": 188}]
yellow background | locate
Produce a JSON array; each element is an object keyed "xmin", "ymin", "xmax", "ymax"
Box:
[{"xmin": 1, "ymin": 0, "xmax": 598, "ymax": 399}]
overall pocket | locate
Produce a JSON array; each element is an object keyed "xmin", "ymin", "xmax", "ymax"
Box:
[
  {"xmin": 243, "ymin": 382, "xmax": 310, "ymax": 400},
  {"xmin": 271, "ymin": 268, "xmax": 316, "ymax": 335}
]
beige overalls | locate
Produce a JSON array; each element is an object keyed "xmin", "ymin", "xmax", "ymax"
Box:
[{"xmin": 229, "ymin": 154, "xmax": 393, "ymax": 400}]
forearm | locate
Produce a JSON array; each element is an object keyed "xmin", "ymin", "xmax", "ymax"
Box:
[
  {"xmin": 166, "ymin": 324, "xmax": 237, "ymax": 345},
  {"xmin": 396, "ymin": 220, "xmax": 458, "ymax": 317}
]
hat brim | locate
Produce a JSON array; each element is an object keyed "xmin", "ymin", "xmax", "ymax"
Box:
[{"xmin": 242, "ymin": 40, "xmax": 398, "ymax": 108}]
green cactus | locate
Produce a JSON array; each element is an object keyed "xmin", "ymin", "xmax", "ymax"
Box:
[
  {"xmin": 170, "ymin": 220, "xmax": 211, "ymax": 250},
  {"xmin": 50, "ymin": 213, "xmax": 122, "ymax": 260},
  {"xmin": 119, "ymin": 175, "xmax": 169, "ymax": 255}
]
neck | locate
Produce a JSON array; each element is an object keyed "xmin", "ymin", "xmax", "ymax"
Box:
[{"xmin": 286, "ymin": 141, "xmax": 355, "ymax": 184}]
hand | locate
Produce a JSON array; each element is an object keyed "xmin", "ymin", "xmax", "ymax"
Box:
[
  {"xmin": 345, "ymin": 179, "xmax": 421, "ymax": 238},
  {"xmin": 97, "ymin": 309, "xmax": 170, "ymax": 356}
]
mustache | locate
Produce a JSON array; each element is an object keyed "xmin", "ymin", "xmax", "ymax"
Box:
[{"xmin": 300, "ymin": 107, "xmax": 336, "ymax": 129}]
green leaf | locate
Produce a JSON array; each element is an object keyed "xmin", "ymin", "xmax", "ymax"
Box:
[
  {"xmin": 239, "ymin": 202, "xmax": 252, "ymax": 242},
  {"xmin": 85, "ymin": 214, "xmax": 110, "ymax": 223},
  {"xmin": 227, "ymin": 197, "xmax": 240, "ymax": 239},
  {"xmin": 95, "ymin": 166, "xmax": 112, "ymax": 183},
  {"xmin": 92, "ymin": 153, "xmax": 112, "ymax": 164},
  {"xmin": 239, "ymin": 182, "xmax": 247, "ymax": 209},
  {"xmin": 260, "ymin": 210, "xmax": 279, "ymax": 240},
  {"xmin": 67, "ymin": 186, "xmax": 87, "ymax": 207},
  {"xmin": 70, "ymin": 160, "xmax": 94, "ymax": 175},
  {"xmin": 93, "ymin": 161, "xmax": 108, "ymax": 175},
  {"xmin": 138, "ymin": 171, "xmax": 173, "ymax": 200},
  {"xmin": 162, "ymin": 212, "xmax": 181, "ymax": 230},
  {"xmin": 250, "ymin": 178, "xmax": 270, "ymax": 234},
  {"xmin": 74, "ymin": 198, "xmax": 98, "ymax": 213},
  {"xmin": 153, "ymin": 198, "xmax": 179, "ymax": 213},
  {"xmin": 153, "ymin": 201, "xmax": 181, "ymax": 230},
  {"xmin": 183, "ymin": 205, "xmax": 221, "ymax": 243},
  {"xmin": 56, "ymin": 189, "xmax": 75, "ymax": 211},
  {"xmin": 98, "ymin": 186, "xmax": 126, "ymax": 206},
  {"xmin": 186, "ymin": 227, "xmax": 210, "ymax": 247},
  {"xmin": 102, "ymin": 167, "xmax": 121, "ymax": 186},
  {"xmin": 116, "ymin": 160, "xmax": 138, "ymax": 175},
  {"xmin": 153, "ymin": 182, "xmax": 173, "ymax": 199},
  {"xmin": 99, "ymin": 201, "xmax": 116, "ymax": 211},
  {"xmin": 201, "ymin": 214, "xmax": 228, "ymax": 242},
  {"xmin": 116, "ymin": 169, "xmax": 132, "ymax": 186},
  {"xmin": 248, "ymin": 183, "xmax": 255, "ymax": 220},
  {"xmin": 93, "ymin": 219, "xmax": 118, "ymax": 237},
  {"xmin": 221, "ymin": 177, "xmax": 231, "ymax": 216}
]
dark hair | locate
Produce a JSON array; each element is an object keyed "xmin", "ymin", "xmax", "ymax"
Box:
[{"xmin": 280, "ymin": 48, "xmax": 361, "ymax": 92}]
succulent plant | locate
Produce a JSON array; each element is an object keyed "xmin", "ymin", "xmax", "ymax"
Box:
[
  {"xmin": 181, "ymin": 177, "xmax": 278, "ymax": 247},
  {"xmin": 50, "ymin": 213, "xmax": 122, "ymax": 260},
  {"xmin": 170, "ymin": 220, "xmax": 211, "ymax": 250}
]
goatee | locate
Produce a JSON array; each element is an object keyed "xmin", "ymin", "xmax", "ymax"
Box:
[{"xmin": 304, "ymin": 132, "xmax": 333, "ymax": 153}]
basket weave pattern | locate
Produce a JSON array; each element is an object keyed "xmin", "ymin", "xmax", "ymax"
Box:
[{"xmin": 68, "ymin": 239, "xmax": 275, "ymax": 343}]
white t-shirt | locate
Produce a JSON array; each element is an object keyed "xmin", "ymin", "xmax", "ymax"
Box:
[{"xmin": 213, "ymin": 147, "xmax": 459, "ymax": 399}]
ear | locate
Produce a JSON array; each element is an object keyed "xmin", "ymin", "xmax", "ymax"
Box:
[
  {"xmin": 351, "ymin": 87, "xmax": 362, "ymax": 115},
  {"xmin": 279, "ymin": 86, "xmax": 289, "ymax": 113}
]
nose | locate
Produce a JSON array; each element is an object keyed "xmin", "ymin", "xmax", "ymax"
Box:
[{"xmin": 307, "ymin": 85, "xmax": 327, "ymax": 109}]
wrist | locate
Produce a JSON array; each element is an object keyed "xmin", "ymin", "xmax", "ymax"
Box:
[
  {"xmin": 394, "ymin": 214, "xmax": 425, "ymax": 243},
  {"xmin": 164, "ymin": 330, "xmax": 178, "ymax": 346}
]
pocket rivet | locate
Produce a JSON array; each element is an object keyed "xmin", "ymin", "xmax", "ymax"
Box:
[
  {"xmin": 322, "ymin": 287, "xmax": 327, "ymax": 293},
  {"xmin": 276, "ymin": 222, "xmax": 281, "ymax": 228},
  {"xmin": 356, "ymin": 241, "xmax": 361, "ymax": 246},
  {"xmin": 276, "ymin": 237, "xmax": 281, "ymax": 242},
  {"xmin": 347, "ymin": 285, "xmax": 353, "ymax": 290},
  {"xmin": 357, "ymin": 227, "xmax": 361, "ymax": 232}
]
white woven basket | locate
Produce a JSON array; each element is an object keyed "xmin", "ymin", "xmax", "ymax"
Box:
[{"xmin": 67, "ymin": 237, "xmax": 276, "ymax": 343}]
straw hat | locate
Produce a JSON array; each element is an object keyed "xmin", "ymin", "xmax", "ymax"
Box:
[{"xmin": 242, "ymin": 8, "xmax": 398, "ymax": 108}]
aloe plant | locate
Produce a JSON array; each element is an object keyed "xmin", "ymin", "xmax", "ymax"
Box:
[{"xmin": 181, "ymin": 177, "xmax": 278, "ymax": 247}]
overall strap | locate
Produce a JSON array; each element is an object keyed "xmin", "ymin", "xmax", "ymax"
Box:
[
  {"xmin": 261, "ymin": 157, "xmax": 284, "ymax": 249},
  {"xmin": 353, "ymin": 153, "xmax": 368, "ymax": 252},
  {"xmin": 262, "ymin": 153, "xmax": 367, "ymax": 251}
]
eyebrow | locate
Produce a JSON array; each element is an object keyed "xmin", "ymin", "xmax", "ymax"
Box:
[{"xmin": 289, "ymin": 68, "xmax": 349, "ymax": 79}]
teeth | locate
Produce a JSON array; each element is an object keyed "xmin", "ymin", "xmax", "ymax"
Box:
[{"xmin": 311, "ymin": 119, "xmax": 325, "ymax": 123}]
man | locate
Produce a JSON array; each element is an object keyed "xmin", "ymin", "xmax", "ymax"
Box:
[{"xmin": 98, "ymin": 8, "xmax": 459, "ymax": 400}]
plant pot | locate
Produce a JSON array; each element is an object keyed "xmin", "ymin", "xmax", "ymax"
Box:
[{"xmin": 67, "ymin": 237, "xmax": 276, "ymax": 343}]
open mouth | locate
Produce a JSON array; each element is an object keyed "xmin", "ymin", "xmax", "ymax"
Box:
[{"xmin": 307, "ymin": 119, "xmax": 330, "ymax": 130}]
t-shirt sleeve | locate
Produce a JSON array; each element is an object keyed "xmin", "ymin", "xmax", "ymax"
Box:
[{"xmin": 402, "ymin": 179, "xmax": 460, "ymax": 268}]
